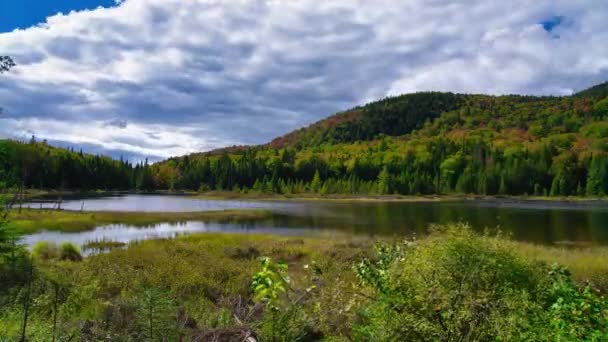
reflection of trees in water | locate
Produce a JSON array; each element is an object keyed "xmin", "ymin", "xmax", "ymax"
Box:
[
  {"xmin": 267, "ymin": 202, "xmax": 608, "ymax": 245},
  {"xmin": 589, "ymin": 211, "xmax": 608, "ymax": 243}
]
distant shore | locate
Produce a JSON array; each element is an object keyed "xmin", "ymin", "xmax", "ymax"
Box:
[
  {"xmin": 193, "ymin": 191, "xmax": 608, "ymax": 204},
  {"xmin": 18, "ymin": 188, "xmax": 608, "ymax": 204}
]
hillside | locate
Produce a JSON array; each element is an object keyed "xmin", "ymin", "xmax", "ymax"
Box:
[
  {"xmin": 4, "ymin": 82, "xmax": 608, "ymax": 196},
  {"xmin": 267, "ymin": 92, "xmax": 465, "ymax": 149},
  {"xmin": 158, "ymin": 83, "xmax": 608, "ymax": 196}
]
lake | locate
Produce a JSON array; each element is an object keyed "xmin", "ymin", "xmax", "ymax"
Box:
[{"xmin": 21, "ymin": 194, "xmax": 608, "ymax": 252}]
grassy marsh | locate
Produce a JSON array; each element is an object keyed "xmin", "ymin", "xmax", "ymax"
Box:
[{"xmin": 6, "ymin": 208, "xmax": 272, "ymax": 234}]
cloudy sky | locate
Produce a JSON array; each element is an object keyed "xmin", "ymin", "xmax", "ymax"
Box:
[{"xmin": 0, "ymin": 0, "xmax": 607, "ymax": 161}]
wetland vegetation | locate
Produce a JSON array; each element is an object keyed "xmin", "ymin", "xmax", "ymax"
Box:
[
  {"xmin": 6, "ymin": 208, "xmax": 272, "ymax": 234},
  {"xmin": 2, "ymin": 222, "xmax": 608, "ymax": 341}
]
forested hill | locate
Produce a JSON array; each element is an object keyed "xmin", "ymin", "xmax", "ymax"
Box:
[
  {"xmin": 162, "ymin": 82, "xmax": 608, "ymax": 196},
  {"xmin": 3, "ymin": 82, "xmax": 608, "ymax": 196},
  {"xmin": 574, "ymin": 81, "xmax": 608, "ymax": 99},
  {"xmin": 267, "ymin": 92, "xmax": 465, "ymax": 149}
]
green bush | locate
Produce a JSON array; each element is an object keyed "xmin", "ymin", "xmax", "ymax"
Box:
[
  {"xmin": 59, "ymin": 242, "xmax": 82, "ymax": 262},
  {"xmin": 32, "ymin": 241, "xmax": 82, "ymax": 262},
  {"xmin": 31, "ymin": 241, "xmax": 59, "ymax": 260},
  {"xmin": 543, "ymin": 265, "xmax": 608, "ymax": 341},
  {"xmin": 352, "ymin": 224, "xmax": 608, "ymax": 341}
]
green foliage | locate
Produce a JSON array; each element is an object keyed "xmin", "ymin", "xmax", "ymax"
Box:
[
  {"xmin": 32, "ymin": 241, "xmax": 59, "ymax": 260},
  {"xmin": 594, "ymin": 97, "xmax": 608, "ymax": 118},
  {"xmin": 582, "ymin": 122, "xmax": 608, "ymax": 138},
  {"xmin": 575, "ymin": 81, "xmax": 608, "ymax": 99},
  {"xmin": 0, "ymin": 139, "xmax": 143, "ymax": 190},
  {"xmin": 31, "ymin": 241, "xmax": 82, "ymax": 262},
  {"xmin": 2, "ymin": 227, "xmax": 608, "ymax": 340},
  {"xmin": 354, "ymin": 242, "xmax": 406, "ymax": 295},
  {"xmin": 136, "ymin": 288, "xmax": 178, "ymax": 341},
  {"xmin": 252, "ymin": 257, "xmax": 289, "ymax": 310},
  {"xmin": 59, "ymin": 242, "xmax": 82, "ymax": 262},
  {"xmin": 252, "ymin": 257, "xmax": 332, "ymax": 341},
  {"xmin": 351, "ymin": 224, "xmax": 608, "ymax": 341},
  {"xmin": 544, "ymin": 265, "xmax": 608, "ymax": 341}
]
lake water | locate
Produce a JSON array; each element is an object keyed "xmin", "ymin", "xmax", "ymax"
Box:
[{"xmin": 22, "ymin": 195, "xmax": 608, "ymax": 252}]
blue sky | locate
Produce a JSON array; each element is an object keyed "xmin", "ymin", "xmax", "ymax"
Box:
[
  {"xmin": 0, "ymin": 0, "xmax": 607, "ymax": 162},
  {"xmin": 0, "ymin": 0, "xmax": 117, "ymax": 32}
]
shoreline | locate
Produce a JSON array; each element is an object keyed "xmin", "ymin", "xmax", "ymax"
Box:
[
  {"xmin": 21, "ymin": 189, "xmax": 608, "ymax": 204},
  {"xmin": 189, "ymin": 191, "xmax": 608, "ymax": 205}
]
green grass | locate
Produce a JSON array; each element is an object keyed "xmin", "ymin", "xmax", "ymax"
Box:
[
  {"xmin": 506, "ymin": 240, "xmax": 608, "ymax": 289},
  {"xmin": 6, "ymin": 208, "xmax": 272, "ymax": 234},
  {"xmin": 82, "ymin": 240, "xmax": 127, "ymax": 251}
]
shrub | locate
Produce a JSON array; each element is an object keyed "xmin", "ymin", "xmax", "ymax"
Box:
[
  {"xmin": 352, "ymin": 223, "xmax": 608, "ymax": 341},
  {"xmin": 59, "ymin": 242, "xmax": 82, "ymax": 262},
  {"xmin": 32, "ymin": 241, "xmax": 82, "ymax": 262},
  {"xmin": 543, "ymin": 265, "xmax": 608, "ymax": 341},
  {"xmin": 31, "ymin": 241, "xmax": 59, "ymax": 260},
  {"xmin": 252, "ymin": 257, "xmax": 323, "ymax": 341}
]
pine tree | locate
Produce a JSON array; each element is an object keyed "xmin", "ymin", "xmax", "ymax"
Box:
[
  {"xmin": 586, "ymin": 155, "xmax": 607, "ymax": 196},
  {"xmin": 310, "ymin": 170, "xmax": 322, "ymax": 192},
  {"xmin": 550, "ymin": 175, "xmax": 561, "ymax": 197},
  {"xmin": 498, "ymin": 176, "xmax": 507, "ymax": 195},
  {"xmin": 377, "ymin": 166, "xmax": 391, "ymax": 194}
]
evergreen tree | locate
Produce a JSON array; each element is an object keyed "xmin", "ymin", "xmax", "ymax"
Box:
[
  {"xmin": 310, "ymin": 170, "xmax": 322, "ymax": 192},
  {"xmin": 377, "ymin": 166, "xmax": 392, "ymax": 194}
]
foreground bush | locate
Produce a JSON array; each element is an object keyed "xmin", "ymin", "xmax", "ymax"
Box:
[
  {"xmin": 352, "ymin": 224, "xmax": 608, "ymax": 341},
  {"xmin": 2, "ymin": 228, "xmax": 607, "ymax": 341}
]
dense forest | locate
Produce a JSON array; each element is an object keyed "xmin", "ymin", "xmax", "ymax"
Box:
[
  {"xmin": 3, "ymin": 82, "xmax": 608, "ymax": 197},
  {"xmin": 0, "ymin": 138, "xmax": 155, "ymax": 191}
]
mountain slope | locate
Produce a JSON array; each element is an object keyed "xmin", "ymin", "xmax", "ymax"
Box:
[
  {"xmin": 156, "ymin": 82, "xmax": 608, "ymax": 196},
  {"xmin": 574, "ymin": 81, "xmax": 608, "ymax": 99},
  {"xmin": 268, "ymin": 92, "xmax": 465, "ymax": 149}
]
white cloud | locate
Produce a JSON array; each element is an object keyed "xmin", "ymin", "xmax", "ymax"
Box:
[
  {"xmin": 0, "ymin": 116, "xmax": 221, "ymax": 160},
  {"xmin": 0, "ymin": 0, "xmax": 607, "ymax": 159}
]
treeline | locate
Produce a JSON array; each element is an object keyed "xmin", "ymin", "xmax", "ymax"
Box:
[
  {"xmin": 156, "ymin": 138, "xmax": 608, "ymax": 197},
  {"xmin": 0, "ymin": 139, "xmax": 155, "ymax": 190}
]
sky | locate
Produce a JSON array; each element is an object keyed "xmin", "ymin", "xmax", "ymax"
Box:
[{"xmin": 0, "ymin": 0, "xmax": 607, "ymax": 162}]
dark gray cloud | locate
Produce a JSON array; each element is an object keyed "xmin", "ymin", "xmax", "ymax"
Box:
[
  {"xmin": 0, "ymin": 0, "xmax": 607, "ymax": 160},
  {"xmin": 105, "ymin": 119, "xmax": 127, "ymax": 129}
]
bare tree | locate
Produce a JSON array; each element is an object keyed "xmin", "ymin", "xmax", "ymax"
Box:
[
  {"xmin": 0, "ymin": 56, "xmax": 15, "ymax": 116},
  {"xmin": 0, "ymin": 56, "xmax": 16, "ymax": 73}
]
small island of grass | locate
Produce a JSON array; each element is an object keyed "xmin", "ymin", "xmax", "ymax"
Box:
[{"xmin": 6, "ymin": 208, "xmax": 272, "ymax": 234}]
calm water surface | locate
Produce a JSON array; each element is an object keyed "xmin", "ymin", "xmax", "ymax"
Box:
[{"xmin": 22, "ymin": 195, "xmax": 608, "ymax": 251}]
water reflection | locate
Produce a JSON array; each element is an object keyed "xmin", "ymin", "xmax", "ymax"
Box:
[
  {"xmin": 22, "ymin": 221, "xmax": 346, "ymax": 256},
  {"xmin": 21, "ymin": 195, "xmax": 608, "ymax": 249},
  {"xmin": 24, "ymin": 194, "xmax": 291, "ymax": 212}
]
